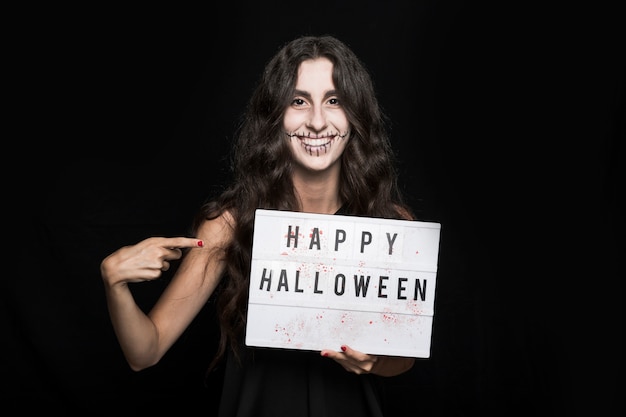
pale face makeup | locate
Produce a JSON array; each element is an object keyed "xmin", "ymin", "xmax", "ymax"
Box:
[{"xmin": 284, "ymin": 57, "xmax": 350, "ymax": 173}]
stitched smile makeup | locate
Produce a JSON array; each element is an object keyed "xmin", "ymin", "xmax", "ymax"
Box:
[{"xmin": 286, "ymin": 131, "xmax": 349, "ymax": 156}]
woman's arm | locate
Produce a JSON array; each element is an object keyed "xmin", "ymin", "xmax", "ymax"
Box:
[{"xmin": 101, "ymin": 213, "xmax": 233, "ymax": 371}]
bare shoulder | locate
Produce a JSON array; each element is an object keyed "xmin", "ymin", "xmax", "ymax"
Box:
[{"xmin": 196, "ymin": 209, "xmax": 236, "ymax": 247}]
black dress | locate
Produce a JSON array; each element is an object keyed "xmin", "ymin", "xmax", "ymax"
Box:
[
  {"xmin": 217, "ymin": 205, "xmax": 386, "ymax": 417},
  {"xmin": 217, "ymin": 345, "xmax": 386, "ymax": 417}
]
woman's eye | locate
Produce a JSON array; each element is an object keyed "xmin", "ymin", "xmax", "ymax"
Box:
[
  {"xmin": 292, "ymin": 98, "xmax": 306, "ymax": 106},
  {"xmin": 328, "ymin": 98, "xmax": 340, "ymax": 105}
]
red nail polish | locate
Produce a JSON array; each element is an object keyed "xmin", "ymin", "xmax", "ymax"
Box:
[
  {"xmin": 341, "ymin": 345, "xmax": 347, "ymax": 352},
  {"xmin": 322, "ymin": 352, "xmax": 328, "ymax": 357},
  {"xmin": 197, "ymin": 240, "xmax": 203, "ymax": 247}
]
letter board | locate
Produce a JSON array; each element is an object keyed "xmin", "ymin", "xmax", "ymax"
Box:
[{"xmin": 245, "ymin": 209, "xmax": 441, "ymax": 358}]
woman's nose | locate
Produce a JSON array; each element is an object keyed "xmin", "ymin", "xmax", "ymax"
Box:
[{"xmin": 306, "ymin": 106, "xmax": 328, "ymax": 131}]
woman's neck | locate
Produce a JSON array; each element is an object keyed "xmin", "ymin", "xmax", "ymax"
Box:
[{"xmin": 292, "ymin": 169, "xmax": 342, "ymax": 215}]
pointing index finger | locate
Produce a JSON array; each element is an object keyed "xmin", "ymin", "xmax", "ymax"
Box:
[{"xmin": 161, "ymin": 237, "xmax": 204, "ymax": 249}]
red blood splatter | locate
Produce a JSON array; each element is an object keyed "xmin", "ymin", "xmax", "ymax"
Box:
[{"xmin": 381, "ymin": 314, "xmax": 398, "ymax": 323}]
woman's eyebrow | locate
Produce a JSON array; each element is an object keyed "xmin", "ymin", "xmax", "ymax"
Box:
[
  {"xmin": 293, "ymin": 89, "xmax": 311, "ymax": 99},
  {"xmin": 293, "ymin": 89, "xmax": 338, "ymax": 99}
]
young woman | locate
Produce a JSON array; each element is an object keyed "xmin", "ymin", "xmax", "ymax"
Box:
[{"xmin": 102, "ymin": 34, "xmax": 417, "ymax": 416}]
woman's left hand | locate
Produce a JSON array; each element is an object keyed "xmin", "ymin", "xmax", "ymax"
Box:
[
  {"xmin": 320, "ymin": 345, "xmax": 378, "ymax": 374},
  {"xmin": 320, "ymin": 344, "xmax": 415, "ymax": 376}
]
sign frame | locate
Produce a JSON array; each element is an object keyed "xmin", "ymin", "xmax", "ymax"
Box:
[{"xmin": 245, "ymin": 209, "xmax": 441, "ymax": 358}]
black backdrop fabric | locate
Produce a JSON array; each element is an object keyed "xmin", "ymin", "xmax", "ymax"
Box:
[{"xmin": 6, "ymin": 2, "xmax": 623, "ymax": 416}]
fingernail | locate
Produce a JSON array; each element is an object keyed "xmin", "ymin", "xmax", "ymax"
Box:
[
  {"xmin": 197, "ymin": 240, "xmax": 204, "ymax": 247},
  {"xmin": 322, "ymin": 352, "xmax": 328, "ymax": 357},
  {"xmin": 340, "ymin": 345, "xmax": 347, "ymax": 352}
]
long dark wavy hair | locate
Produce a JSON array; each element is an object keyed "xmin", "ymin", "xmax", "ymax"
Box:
[{"xmin": 191, "ymin": 35, "xmax": 415, "ymax": 371}]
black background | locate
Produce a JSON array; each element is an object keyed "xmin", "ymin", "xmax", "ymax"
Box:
[{"xmin": 6, "ymin": 1, "xmax": 623, "ymax": 416}]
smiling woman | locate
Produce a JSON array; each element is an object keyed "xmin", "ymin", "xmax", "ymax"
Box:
[{"xmin": 100, "ymin": 34, "xmax": 418, "ymax": 416}]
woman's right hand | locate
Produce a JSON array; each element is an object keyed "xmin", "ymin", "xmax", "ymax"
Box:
[{"xmin": 101, "ymin": 237, "xmax": 204, "ymax": 287}]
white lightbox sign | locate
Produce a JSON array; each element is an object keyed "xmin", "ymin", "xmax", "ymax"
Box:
[{"xmin": 245, "ymin": 209, "xmax": 441, "ymax": 358}]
